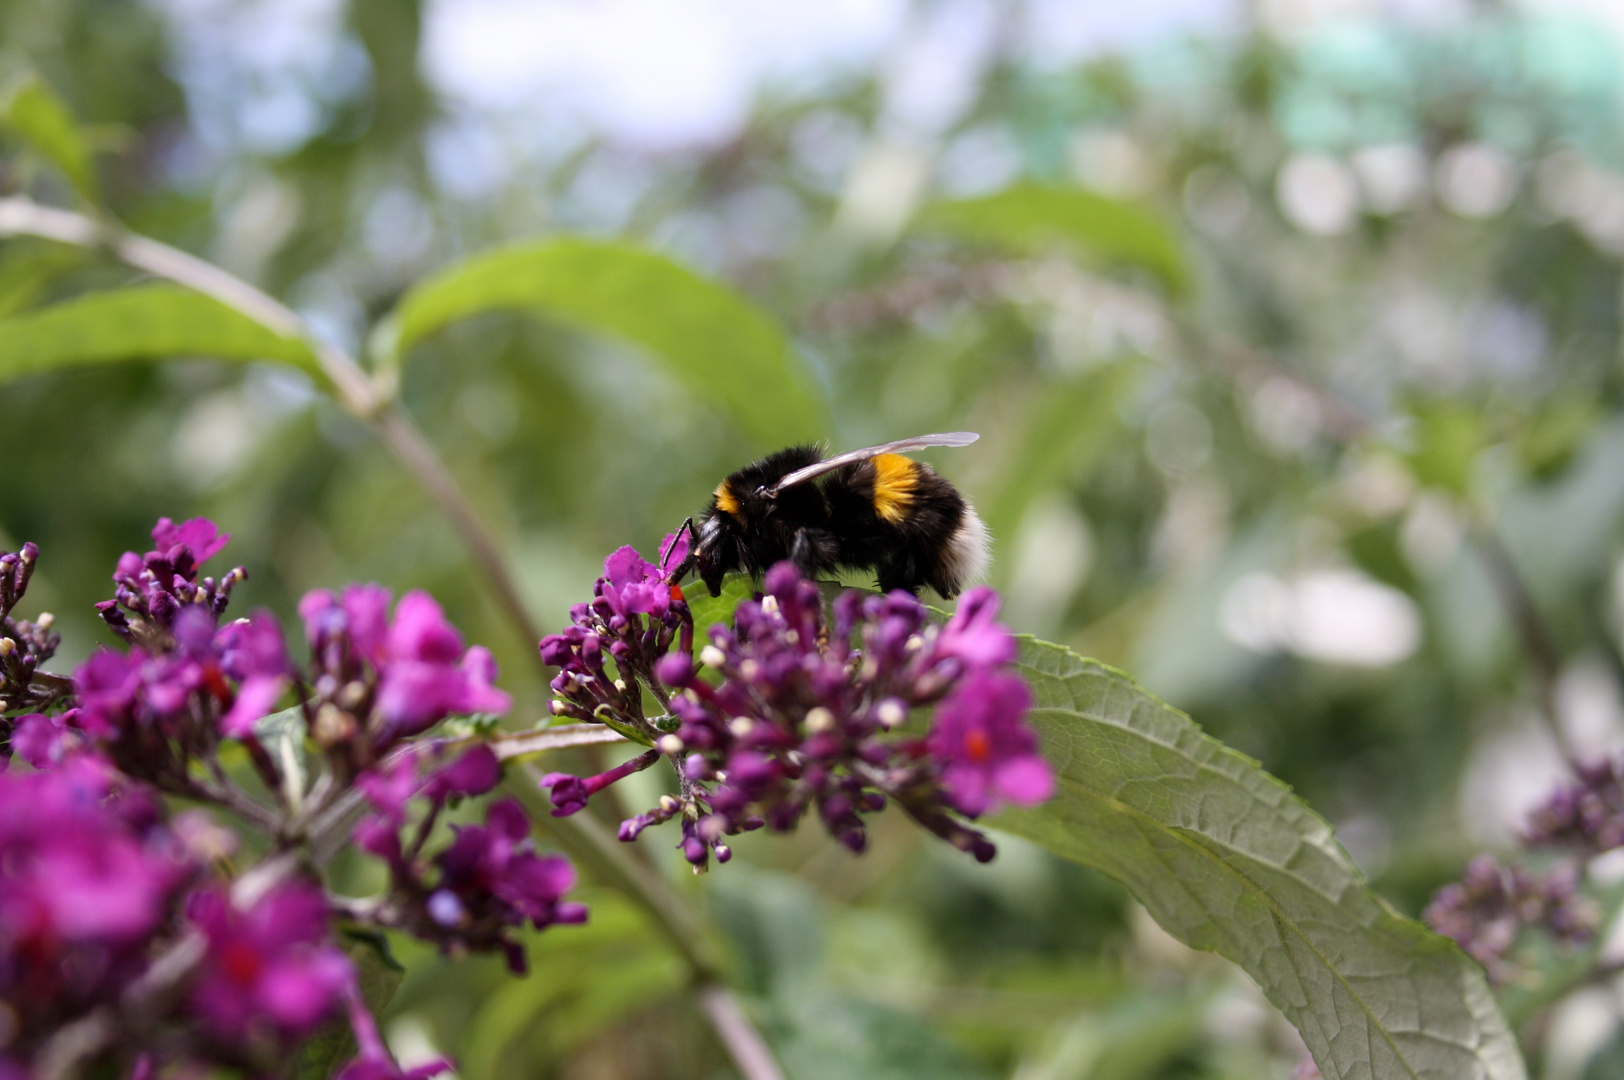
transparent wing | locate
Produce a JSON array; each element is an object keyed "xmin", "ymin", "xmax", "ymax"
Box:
[{"xmin": 771, "ymin": 432, "xmax": 979, "ymax": 492}]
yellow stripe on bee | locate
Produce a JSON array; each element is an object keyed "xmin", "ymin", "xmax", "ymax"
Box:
[
  {"xmin": 871, "ymin": 454, "xmax": 917, "ymax": 524},
  {"xmin": 714, "ymin": 481, "xmax": 740, "ymax": 516}
]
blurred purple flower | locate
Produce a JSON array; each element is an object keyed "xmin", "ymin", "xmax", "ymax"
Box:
[
  {"xmin": 1425, "ymin": 854, "xmax": 1594, "ymax": 983},
  {"xmin": 10, "ymin": 712, "xmax": 68, "ymax": 768},
  {"xmin": 187, "ymin": 883, "xmax": 352, "ymax": 1042},
  {"xmin": 152, "ymin": 517, "xmax": 231, "ymax": 565},
  {"xmin": 433, "ymin": 798, "xmax": 588, "ymax": 968},
  {"xmin": 303, "ymin": 587, "xmax": 510, "ymax": 746},
  {"xmin": 0, "ymin": 757, "xmax": 192, "ymax": 1046},
  {"xmin": 928, "ymin": 671, "xmax": 1053, "ymax": 817},
  {"xmin": 337, "ymin": 984, "xmax": 452, "ymax": 1080}
]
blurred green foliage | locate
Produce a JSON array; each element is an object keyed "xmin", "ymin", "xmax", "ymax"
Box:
[{"xmin": 9, "ymin": 0, "xmax": 1624, "ymax": 1075}]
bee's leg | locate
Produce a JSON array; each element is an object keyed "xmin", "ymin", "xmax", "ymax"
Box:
[
  {"xmin": 875, "ymin": 556, "xmax": 923, "ymax": 597},
  {"xmin": 662, "ymin": 517, "xmax": 700, "ymax": 584},
  {"xmin": 789, "ymin": 527, "xmax": 839, "ymax": 579}
]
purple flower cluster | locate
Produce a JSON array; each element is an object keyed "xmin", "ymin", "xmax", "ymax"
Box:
[
  {"xmin": 1, "ymin": 542, "xmax": 70, "ymax": 720},
  {"xmin": 353, "ymin": 744, "xmax": 587, "ymax": 973},
  {"xmin": 0, "ymin": 755, "xmax": 368, "ymax": 1077},
  {"xmin": 1424, "ymin": 854, "xmax": 1594, "ymax": 984},
  {"xmin": 72, "ymin": 607, "xmax": 293, "ymax": 789},
  {"xmin": 301, "ymin": 585, "xmax": 511, "ymax": 755},
  {"xmin": 1523, "ymin": 757, "xmax": 1624, "ymax": 852},
  {"xmin": 97, "ymin": 518, "xmax": 243, "ymax": 649},
  {"xmin": 0, "ymin": 521, "xmax": 584, "ymax": 1079},
  {"xmin": 0, "ymin": 756, "xmax": 192, "ymax": 1057},
  {"xmin": 186, "ymin": 884, "xmax": 354, "ymax": 1050},
  {"xmin": 1425, "ymin": 756, "xmax": 1624, "ymax": 982},
  {"xmin": 539, "ymin": 552, "xmax": 1053, "ymax": 870},
  {"xmin": 540, "ymin": 534, "xmax": 692, "ymax": 736}
]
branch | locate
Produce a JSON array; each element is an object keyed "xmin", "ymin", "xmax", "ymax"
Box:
[
  {"xmin": 489, "ymin": 723, "xmax": 628, "ymax": 760},
  {"xmin": 1470, "ymin": 525, "xmax": 1578, "ymax": 764},
  {"xmin": 698, "ymin": 984, "xmax": 787, "ymax": 1080},
  {"xmin": 0, "ymin": 196, "xmax": 547, "ymax": 673}
]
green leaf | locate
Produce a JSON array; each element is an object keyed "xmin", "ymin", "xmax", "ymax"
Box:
[
  {"xmin": 984, "ymin": 361, "xmax": 1137, "ymax": 544},
  {"xmin": 994, "ymin": 639, "xmax": 1526, "ymax": 1080},
  {"xmin": 684, "ymin": 573, "xmax": 758, "ymax": 650},
  {"xmin": 0, "ymin": 244, "xmax": 83, "ymax": 318},
  {"xmin": 2, "ymin": 75, "xmax": 100, "ymax": 204},
  {"xmin": 380, "ymin": 238, "xmax": 825, "ymax": 446},
  {"xmin": 253, "ymin": 704, "xmax": 308, "ymax": 809},
  {"xmin": 0, "ymin": 283, "xmax": 324, "ymax": 385},
  {"xmin": 919, "ymin": 183, "xmax": 1188, "ymax": 295},
  {"xmin": 294, "ymin": 931, "xmax": 406, "ymax": 1080},
  {"xmin": 1406, "ymin": 401, "xmax": 1483, "ymax": 497}
]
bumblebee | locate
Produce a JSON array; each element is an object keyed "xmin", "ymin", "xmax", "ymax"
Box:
[{"xmin": 668, "ymin": 432, "xmax": 990, "ymax": 599}]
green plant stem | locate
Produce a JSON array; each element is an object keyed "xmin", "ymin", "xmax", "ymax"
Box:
[{"xmin": 513, "ymin": 765, "xmax": 786, "ymax": 1080}]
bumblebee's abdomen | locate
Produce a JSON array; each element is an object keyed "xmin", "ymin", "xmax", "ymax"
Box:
[{"xmin": 826, "ymin": 457, "xmax": 988, "ymax": 598}]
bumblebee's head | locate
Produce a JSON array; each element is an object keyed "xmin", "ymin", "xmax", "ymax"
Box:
[{"xmin": 694, "ymin": 510, "xmax": 740, "ymax": 597}]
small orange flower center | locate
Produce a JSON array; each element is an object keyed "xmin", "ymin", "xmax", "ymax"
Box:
[
  {"xmin": 222, "ymin": 940, "xmax": 262, "ymax": 984},
  {"xmin": 964, "ymin": 728, "xmax": 992, "ymax": 764}
]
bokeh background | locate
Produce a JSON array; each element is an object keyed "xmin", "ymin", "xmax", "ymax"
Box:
[{"xmin": 7, "ymin": 0, "xmax": 1624, "ymax": 1076}]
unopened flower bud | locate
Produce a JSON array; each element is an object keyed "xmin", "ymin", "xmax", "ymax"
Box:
[
  {"xmin": 338, "ymin": 680, "xmax": 368, "ymax": 710},
  {"xmin": 876, "ymin": 699, "xmax": 906, "ymax": 729},
  {"xmin": 659, "ymin": 795, "xmax": 681, "ymax": 814},
  {"xmin": 700, "ymin": 645, "xmax": 727, "ymax": 669},
  {"xmin": 34, "ymin": 612, "xmax": 53, "ymax": 629},
  {"xmin": 760, "ymin": 595, "xmax": 779, "ymax": 614},
  {"xmin": 729, "ymin": 717, "xmax": 754, "ymax": 738},
  {"xmin": 658, "ymin": 734, "xmax": 684, "ymax": 754},
  {"xmin": 805, "ymin": 707, "xmax": 835, "ymax": 733},
  {"xmin": 550, "ymin": 700, "xmax": 569, "ymax": 715},
  {"xmin": 0, "ymin": 638, "xmax": 13, "ymax": 657},
  {"xmin": 312, "ymin": 703, "xmax": 357, "ymax": 747}
]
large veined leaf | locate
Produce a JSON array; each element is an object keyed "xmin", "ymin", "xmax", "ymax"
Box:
[
  {"xmin": 1, "ymin": 75, "xmax": 100, "ymax": 204},
  {"xmin": 0, "ymin": 283, "xmax": 324, "ymax": 385},
  {"xmin": 994, "ymin": 640, "xmax": 1526, "ymax": 1080},
  {"xmin": 920, "ymin": 183, "xmax": 1188, "ymax": 295},
  {"xmin": 380, "ymin": 238, "xmax": 825, "ymax": 446}
]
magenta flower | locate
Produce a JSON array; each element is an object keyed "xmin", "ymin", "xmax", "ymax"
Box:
[
  {"xmin": 215, "ymin": 612, "xmax": 292, "ymax": 737},
  {"xmin": 421, "ymin": 744, "xmax": 502, "ymax": 802},
  {"xmin": 72, "ymin": 648, "xmax": 143, "ymax": 738},
  {"xmin": 304, "ymin": 586, "xmax": 511, "ymax": 743},
  {"xmin": 429, "ymin": 798, "xmax": 588, "ymax": 971},
  {"xmin": 187, "ymin": 883, "xmax": 353, "ymax": 1042},
  {"xmin": 540, "ymin": 749, "xmax": 660, "ymax": 816},
  {"xmin": 551, "ymin": 560, "xmax": 1050, "ymax": 868},
  {"xmin": 928, "ymin": 670, "xmax": 1052, "ymax": 817},
  {"xmin": 600, "ymin": 545, "xmax": 673, "ymax": 622},
  {"xmin": 152, "ymin": 517, "xmax": 231, "ymax": 565},
  {"xmin": 935, "ymin": 587, "xmax": 1019, "ymax": 670},
  {"xmin": 10, "ymin": 712, "xmax": 68, "ymax": 768},
  {"xmin": 0, "ymin": 757, "xmax": 192, "ymax": 1042},
  {"xmin": 98, "ymin": 518, "xmax": 245, "ymax": 646},
  {"xmin": 301, "ymin": 583, "xmax": 393, "ymax": 667}
]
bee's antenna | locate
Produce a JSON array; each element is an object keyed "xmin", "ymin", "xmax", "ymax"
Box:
[{"xmin": 663, "ymin": 517, "xmax": 699, "ymax": 584}]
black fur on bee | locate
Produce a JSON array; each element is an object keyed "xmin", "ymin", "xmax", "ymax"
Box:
[{"xmin": 668, "ymin": 433, "xmax": 989, "ymax": 600}]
